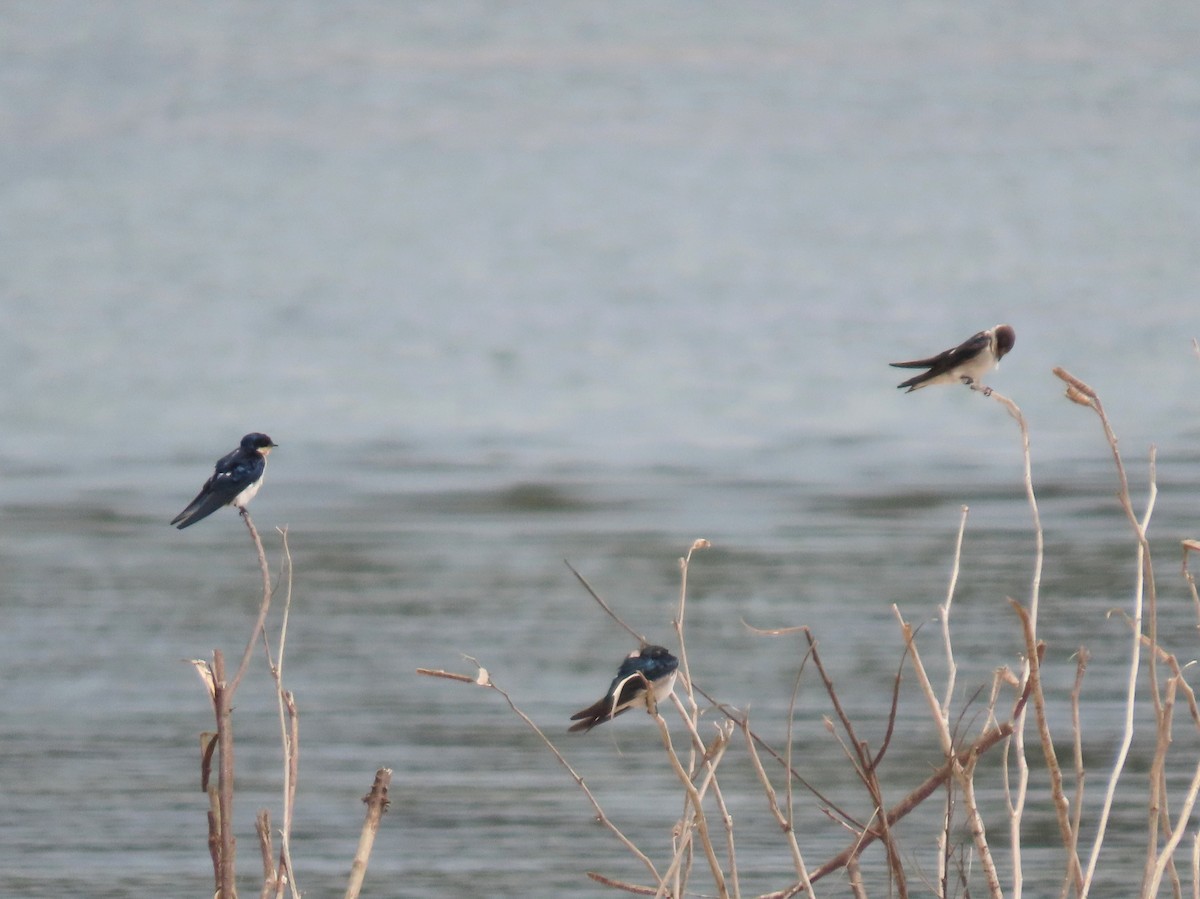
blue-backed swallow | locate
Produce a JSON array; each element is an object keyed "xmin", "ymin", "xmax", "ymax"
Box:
[
  {"xmin": 171, "ymin": 432, "xmax": 277, "ymax": 529},
  {"xmin": 569, "ymin": 644, "xmax": 679, "ymax": 733}
]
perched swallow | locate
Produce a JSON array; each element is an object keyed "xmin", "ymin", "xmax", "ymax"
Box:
[
  {"xmin": 170, "ymin": 432, "xmax": 278, "ymax": 529},
  {"xmin": 891, "ymin": 324, "xmax": 1016, "ymax": 394},
  {"xmin": 569, "ymin": 644, "xmax": 679, "ymax": 733}
]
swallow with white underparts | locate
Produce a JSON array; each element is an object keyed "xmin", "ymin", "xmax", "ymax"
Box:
[
  {"xmin": 569, "ymin": 644, "xmax": 679, "ymax": 733},
  {"xmin": 891, "ymin": 324, "xmax": 1016, "ymax": 394},
  {"xmin": 170, "ymin": 432, "xmax": 278, "ymax": 529}
]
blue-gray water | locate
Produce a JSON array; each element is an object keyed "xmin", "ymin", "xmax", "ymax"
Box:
[{"xmin": 4, "ymin": 3, "xmax": 1200, "ymax": 896}]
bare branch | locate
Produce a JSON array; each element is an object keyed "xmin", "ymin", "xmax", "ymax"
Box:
[
  {"xmin": 230, "ymin": 509, "xmax": 275, "ymax": 695},
  {"xmin": 422, "ymin": 661, "xmax": 663, "ymax": 884},
  {"xmin": 564, "ymin": 559, "xmax": 646, "ymax": 646},
  {"xmin": 344, "ymin": 768, "xmax": 392, "ymax": 899},
  {"xmin": 1010, "ymin": 601, "xmax": 1082, "ymax": 893},
  {"xmin": 256, "ymin": 810, "xmax": 276, "ymax": 899}
]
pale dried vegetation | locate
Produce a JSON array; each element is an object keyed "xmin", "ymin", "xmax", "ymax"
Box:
[
  {"xmin": 189, "ymin": 361, "xmax": 1200, "ymax": 899},
  {"xmin": 422, "ymin": 366, "xmax": 1200, "ymax": 899}
]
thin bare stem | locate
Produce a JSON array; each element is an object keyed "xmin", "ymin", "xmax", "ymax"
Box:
[
  {"xmin": 564, "ymin": 560, "xmax": 646, "ymax": 646},
  {"xmin": 570, "ymin": 557, "xmax": 850, "ymax": 851},
  {"xmin": 1061, "ymin": 649, "xmax": 1089, "ymax": 899},
  {"xmin": 652, "ymin": 705, "xmax": 730, "ymax": 899},
  {"xmin": 742, "ymin": 718, "xmax": 815, "ymax": 895},
  {"xmin": 940, "ymin": 506, "xmax": 969, "ymax": 716},
  {"xmin": 343, "ymin": 768, "xmax": 392, "ymax": 899},
  {"xmin": 1183, "ymin": 541, "xmax": 1200, "ymax": 627},
  {"xmin": 652, "ymin": 540, "xmax": 715, "ymax": 898},
  {"xmin": 213, "ymin": 650, "xmax": 236, "ymax": 898},
  {"xmin": 671, "ymin": 540, "xmax": 710, "ymax": 898},
  {"xmin": 987, "ymin": 388, "xmax": 1042, "ymax": 629},
  {"xmin": 846, "ymin": 857, "xmax": 867, "ymax": 899},
  {"xmin": 1136, "ymin": 635, "xmax": 1200, "ymax": 729},
  {"xmin": 728, "ymin": 630, "xmax": 863, "ymax": 829},
  {"xmin": 984, "ymin": 386, "xmax": 1042, "ymax": 899},
  {"xmin": 784, "ymin": 646, "xmax": 812, "ymax": 890},
  {"xmin": 938, "ymin": 784, "xmax": 952, "ymax": 899},
  {"xmin": 805, "ymin": 631, "xmax": 908, "ymax": 895},
  {"xmin": 894, "ymin": 609, "xmax": 953, "ymax": 757},
  {"xmin": 200, "ymin": 512, "xmax": 276, "ymax": 898},
  {"xmin": 668, "ymin": 691, "xmax": 739, "ymax": 899},
  {"xmin": 895, "ymin": 605, "xmax": 1002, "ymax": 898},
  {"xmin": 1006, "ymin": 699, "xmax": 1029, "ymax": 899},
  {"xmin": 935, "ymin": 507, "xmax": 969, "ymax": 899},
  {"xmin": 585, "ymin": 872, "xmax": 661, "ymax": 895},
  {"xmin": 673, "ymin": 539, "xmax": 710, "ymax": 714},
  {"xmin": 767, "ymin": 715, "xmax": 1023, "ymax": 897},
  {"xmin": 257, "ymin": 810, "xmax": 276, "ymax": 899},
  {"xmin": 261, "ymin": 529, "xmax": 300, "ymax": 899},
  {"xmin": 1053, "ymin": 369, "xmax": 1157, "ymax": 899},
  {"xmin": 1146, "ymin": 679, "xmax": 1200, "ymax": 897},
  {"xmin": 231, "ymin": 509, "xmax": 274, "ymax": 695},
  {"xmin": 1011, "ymin": 601, "xmax": 1082, "ymax": 893},
  {"xmin": 417, "ymin": 663, "xmax": 662, "ymax": 884}
]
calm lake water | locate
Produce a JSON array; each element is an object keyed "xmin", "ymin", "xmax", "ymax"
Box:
[{"xmin": 3, "ymin": 2, "xmax": 1200, "ymax": 896}]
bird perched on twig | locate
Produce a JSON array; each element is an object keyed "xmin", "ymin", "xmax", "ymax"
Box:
[
  {"xmin": 171, "ymin": 432, "xmax": 278, "ymax": 529},
  {"xmin": 569, "ymin": 645, "xmax": 679, "ymax": 733},
  {"xmin": 891, "ymin": 324, "xmax": 1015, "ymax": 394}
]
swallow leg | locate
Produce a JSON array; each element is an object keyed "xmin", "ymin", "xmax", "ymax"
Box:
[{"xmin": 966, "ymin": 377, "xmax": 995, "ymax": 396}]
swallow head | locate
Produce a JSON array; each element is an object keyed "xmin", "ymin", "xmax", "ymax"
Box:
[
  {"xmin": 993, "ymin": 324, "xmax": 1016, "ymax": 361},
  {"xmin": 633, "ymin": 645, "xmax": 679, "ymax": 678},
  {"xmin": 242, "ymin": 432, "xmax": 278, "ymax": 455}
]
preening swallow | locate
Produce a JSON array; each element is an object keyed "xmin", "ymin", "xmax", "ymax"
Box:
[
  {"xmin": 170, "ymin": 432, "xmax": 278, "ymax": 529},
  {"xmin": 569, "ymin": 644, "xmax": 679, "ymax": 733},
  {"xmin": 891, "ymin": 324, "xmax": 1015, "ymax": 394}
]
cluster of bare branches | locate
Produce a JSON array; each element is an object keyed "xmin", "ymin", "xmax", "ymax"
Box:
[
  {"xmin": 189, "ymin": 512, "xmax": 392, "ymax": 899},
  {"xmin": 420, "ymin": 366, "xmax": 1200, "ymax": 898}
]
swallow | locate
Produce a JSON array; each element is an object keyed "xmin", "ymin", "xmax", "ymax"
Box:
[
  {"xmin": 891, "ymin": 324, "xmax": 1015, "ymax": 394},
  {"xmin": 170, "ymin": 432, "xmax": 278, "ymax": 529},
  {"xmin": 569, "ymin": 644, "xmax": 679, "ymax": 733}
]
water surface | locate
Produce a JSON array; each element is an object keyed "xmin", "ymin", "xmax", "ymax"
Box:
[{"xmin": 3, "ymin": 2, "xmax": 1200, "ymax": 896}]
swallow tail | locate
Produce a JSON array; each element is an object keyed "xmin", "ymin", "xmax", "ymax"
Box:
[
  {"xmin": 568, "ymin": 697, "xmax": 624, "ymax": 733},
  {"xmin": 170, "ymin": 491, "xmax": 228, "ymax": 529},
  {"xmin": 894, "ymin": 370, "xmax": 936, "ymax": 392},
  {"xmin": 889, "ymin": 356, "xmax": 941, "ymax": 370}
]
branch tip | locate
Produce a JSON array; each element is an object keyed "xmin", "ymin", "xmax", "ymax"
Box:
[{"xmin": 1052, "ymin": 366, "xmax": 1098, "ymax": 402}]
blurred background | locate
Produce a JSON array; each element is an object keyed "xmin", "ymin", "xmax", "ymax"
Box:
[{"xmin": 2, "ymin": 2, "xmax": 1199, "ymax": 896}]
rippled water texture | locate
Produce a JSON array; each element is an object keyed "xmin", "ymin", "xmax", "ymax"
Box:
[{"xmin": 3, "ymin": 2, "xmax": 1200, "ymax": 896}]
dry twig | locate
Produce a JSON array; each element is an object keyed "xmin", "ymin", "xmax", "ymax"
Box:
[{"xmin": 344, "ymin": 768, "xmax": 393, "ymax": 899}]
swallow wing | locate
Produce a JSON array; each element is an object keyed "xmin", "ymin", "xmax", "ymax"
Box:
[
  {"xmin": 170, "ymin": 449, "xmax": 265, "ymax": 528},
  {"xmin": 890, "ymin": 330, "xmax": 989, "ymax": 372},
  {"xmin": 569, "ymin": 650, "xmax": 679, "ymax": 733},
  {"xmin": 568, "ymin": 694, "xmax": 620, "ymax": 732},
  {"xmin": 568, "ymin": 671, "xmax": 641, "ymax": 733}
]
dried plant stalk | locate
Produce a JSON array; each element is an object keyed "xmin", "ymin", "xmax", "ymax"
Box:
[
  {"xmin": 256, "ymin": 810, "xmax": 276, "ymax": 899},
  {"xmin": 895, "ymin": 607, "xmax": 1001, "ymax": 898},
  {"xmin": 417, "ymin": 662, "xmax": 662, "ymax": 885},
  {"xmin": 1010, "ymin": 602, "xmax": 1082, "ymax": 893},
  {"xmin": 1053, "ymin": 369, "xmax": 1157, "ymax": 899},
  {"xmin": 344, "ymin": 768, "xmax": 392, "ymax": 899}
]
